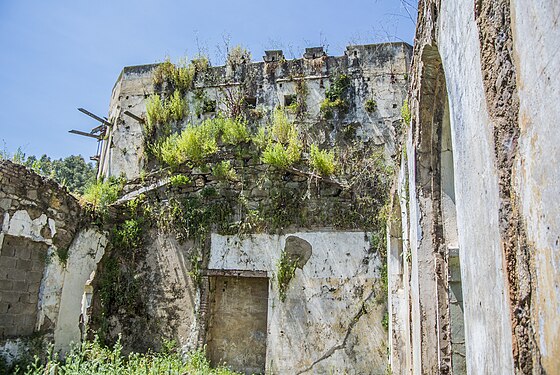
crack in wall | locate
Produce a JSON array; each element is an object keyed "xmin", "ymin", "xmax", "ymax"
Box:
[{"xmin": 296, "ymin": 289, "xmax": 375, "ymax": 375}]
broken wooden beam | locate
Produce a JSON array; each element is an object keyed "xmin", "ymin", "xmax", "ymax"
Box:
[
  {"xmin": 68, "ymin": 129, "xmax": 102, "ymax": 139},
  {"xmin": 77, "ymin": 108, "xmax": 113, "ymax": 128},
  {"xmin": 124, "ymin": 110, "xmax": 145, "ymax": 123}
]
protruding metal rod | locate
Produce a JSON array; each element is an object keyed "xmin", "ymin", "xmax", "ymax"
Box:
[
  {"xmin": 124, "ymin": 110, "xmax": 145, "ymax": 123},
  {"xmin": 77, "ymin": 108, "xmax": 113, "ymax": 128}
]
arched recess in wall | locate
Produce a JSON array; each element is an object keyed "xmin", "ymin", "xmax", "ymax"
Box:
[{"xmin": 416, "ymin": 44, "xmax": 465, "ymax": 374}]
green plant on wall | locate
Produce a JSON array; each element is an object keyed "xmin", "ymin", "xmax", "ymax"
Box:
[
  {"xmin": 81, "ymin": 177, "xmax": 124, "ymax": 213},
  {"xmin": 309, "ymin": 144, "xmax": 336, "ymax": 176},
  {"xmin": 320, "ymin": 74, "xmax": 351, "ymax": 119},
  {"xmin": 261, "ymin": 108, "xmax": 302, "ymax": 169},
  {"xmin": 286, "ymin": 78, "xmax": 309, "ymax": 117},
  {"xmin": 276, "ymin": 250, "xmax": 298, "ymax": 302},
  {"xmin": 365, "ymin": 98, "xmax": 378, "ymax": 113},
  {"xmin": 401, "ymin": 99, "xmax": 411, "ymax": 126},
  {"xmin": 212, "ymin": 160, "xmax": 238, "ymax": 182}
]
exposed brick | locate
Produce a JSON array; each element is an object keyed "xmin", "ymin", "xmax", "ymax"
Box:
[
  {"xmin": 15, "ymin": 259, "xmax": 32, "ymax": 271},
  {"xmin": 0, "ymin": 255, "xmax": 16, "ymax": 268},
  {"xmin": 0, "ymin": 279, "xmax": 13, "ymax": 290},
  {"xmin": 6, "ymin": 269, "xmax": 26, "ymax": 281},
  {"xmin": 31, "ymin": 260, "xmax": 44, "ymax": 271},
  {"xmin": 28, "ymin": 271, "xmax": 43, "ymax": 282},
  {"xmin": 12, "ymin": 280, "xmax": 27, "ymax": 291},
  {"xmin": 0, "ymin": 246, "xmax": 15, "ymax": 257},
  {"xmin": 0, "ymin": 302, "xmax": 9, "ymax": 314},
  {"xmin": 16, "ymin": 247, "xmax": 31, "ymax": 260},
  {"xmin": 0, "ymin": 314, "xmax": 14, "ymax": 326},
  {"xmin": 1, "ymin": 291, "xmax": 21, "ymax": 303}
]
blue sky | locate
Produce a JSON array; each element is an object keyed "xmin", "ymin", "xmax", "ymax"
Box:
[{"xmin": 0, "ymin": 0, "xmax": 416, "ymax": 160}]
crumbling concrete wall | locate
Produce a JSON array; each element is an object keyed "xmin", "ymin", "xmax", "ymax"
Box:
[
  {"xmin": 100, "ymin": 43, "xmax": 411, "ymax": 180},
  {"xmin": 0, "ymin": 160, "xmax": 107, "ymax": 362},
  {"xmin": 208, "ymin": 232, "xmax": 387, "ymax": 374},
  {"xmin": 389, "ymin": 0, "xmax": 560, "ymax": 374}
]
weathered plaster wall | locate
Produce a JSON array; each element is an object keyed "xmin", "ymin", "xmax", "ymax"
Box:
[
  {"xmin": 0, "ymin": 161, "xmax": 108, "ymax": 362},
  {"xmin": 209, "ymin": 232, "xmax": 387, "ymax": 374},
  {"xmin": 53, "ymin": 228, "xmax": 107, "ymax": 353},
  {"xmin": 89, "ymin": 229, "xmax": 200, "ymax": 353},
  {"xmin": 391, "ymin": 0, "xmax": 560, "ymax": 374},
  {"xmin": 511, "ymin": 1, "xmax": 560, "ymax": 372},
  {"xmin": 438, "ymin": 1, "xmax": 514, "ymax": 372},
  {"xmin": 101, "ymin": 43, "xmax": 411, "ymax": 180}
]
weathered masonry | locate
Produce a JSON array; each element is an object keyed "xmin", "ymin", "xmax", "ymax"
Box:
[
  {"xmin": 1, "ymin": 42, "xmax": 411, "ymax": 374},
  {"xmin": 0, "ymin": 160, "xmax": 107, "ymax": 362},
  {"xmin": 387, "ymin": 1, "xmax": 560, "ymax": 374}
]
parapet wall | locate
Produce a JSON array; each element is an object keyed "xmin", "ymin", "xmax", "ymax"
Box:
[{"xmin": 99, "ymin": 43, "xmax": 411, "ymax": 179}]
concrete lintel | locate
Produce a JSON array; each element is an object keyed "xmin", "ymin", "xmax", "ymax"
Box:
[{"xmin": 204, "ymin": 269, "xmax": 267, "ymax": 278}]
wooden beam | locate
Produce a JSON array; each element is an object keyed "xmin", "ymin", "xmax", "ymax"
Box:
[
  {"xmin": 77, "ymin": 108, "xmax": 112, "ymax": 127},
  {"xmin": 124, "ymin": 110, "xmax": 145, "ymax": 123},
  {"xmin": 69, "ymin": 129, "xmax": 101, "ymax": 139},
  {"xmin": 203, "ymin": 269, "xmax": 268, "ymax": 278}
]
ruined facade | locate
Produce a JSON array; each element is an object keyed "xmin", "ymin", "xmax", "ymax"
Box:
[
  {"xmin": 0, "ymin": 160, "xmax": 106, "ymax": 363},
  {"xmin": 1, "ymin": 43, "xmax": 411, "ymax": 374},
  {"xmin": 387, "ymin": 1, "xmax": 560, "ymax": 374}
]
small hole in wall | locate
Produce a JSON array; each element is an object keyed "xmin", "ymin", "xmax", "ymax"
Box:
[
  {"xmin": 353, "ymin": 51, "xmax": 358, "ymax": 57},
  {"xmin": 393, "ymin": 104, "xmax": 398, "ymax": 109},
  {"xmin": 126, "ymin": 96, "xmax": 129, "ymax": 100},
  {"xmin": 367, "ymin": 77, "xmax": 371, "ymax": 82},
  {"xmin": 144, "ymin": 94, "xmax": 149, "ymax": 99},
  {"xmin": 259, "ymin": 84, "xmax": 263, "ymax": 89},
  {"xmin": 378, "ymin": 121, "xmax": 383, "ymax": 124},
  {"xmin": 198, "ymin": 114, "xmax": 201, "ymax": 119},
  {"xmin": 128, "ymin": 105, "xmax": 132, "ymax": 108},
  {"xmin": 320, "ymin": 79, "xmax": 324, "ymax": 88}
]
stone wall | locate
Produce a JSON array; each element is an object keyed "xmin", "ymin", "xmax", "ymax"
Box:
[
  {"xmin": 0, "ymin": 160, "xmax": 107, "ymax": 363},
  {"xmin": 388, "ymin": 0, "xmax": 560, "ymax": 374},
  {"xmin": 99, "ymin": 42, "xmax": 411, "ymax": 180}
]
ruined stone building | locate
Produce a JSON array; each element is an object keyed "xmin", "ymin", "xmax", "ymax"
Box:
[
  {"xmin": 1, "ymin": 1, "xmax": 559, "ymax": 374},
  {"xmin": 387, "ymin": 1, "xmax": 560, "ymax": 374},
  {"xmin": 1, "ymin": 43, "xmax": 411, "ymax": 374}
]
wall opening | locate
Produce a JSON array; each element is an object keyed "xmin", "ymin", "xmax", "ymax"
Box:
[
  {"xmin": 206, "ymin": 275, "xmax": 269, "ymax": 374},
  {"xmin": 415, "ymin": 44, "xmax": 466, "ymax": 373}
]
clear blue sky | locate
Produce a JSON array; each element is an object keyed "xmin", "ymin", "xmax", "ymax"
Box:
[{"xmin": 0, "ymin": 0, "xmax": 416, "ymax": 160}]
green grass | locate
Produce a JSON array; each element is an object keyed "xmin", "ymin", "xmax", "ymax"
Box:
[
  {"xmin": 14, "ymin": 338, "xmax": 240, "ymax": 375},
  {"xmin": 309, "ymin": 144, "xmax": 336, "ymax": 176},
  {"xmin": 261, "ymin": 108, "xmax": 302, "ymax": 169},
  {"xmin": 81, "ymin": 177, "xmax": 123, "ymax": 212}
]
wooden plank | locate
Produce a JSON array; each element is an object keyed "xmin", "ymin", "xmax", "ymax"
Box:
[
  {"xmin": 69, "ymin": 130, "xmax": 101, "ymax": 139},
  {"xmin": 124, "ymin": 110, "xmax": 145, "ymax": 123},
  {"xmin": 203, "ymin": 269, "xmax": 268, "ymax": 278},
  {"xmin": 77, "ymin": 108, "xmax": 112, "ymax": 127}
]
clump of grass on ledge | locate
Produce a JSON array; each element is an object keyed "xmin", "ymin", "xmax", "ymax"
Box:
[
  {"xmin": 153, "ymin": 116, "xmax": 249, "ymax": 168},
  {"xmin": 309, "ymin": 144, "xmax": 336, "ymax": 176},
  {"xmin": 260, "ymin": 108, "xmax": 302, "ymax": 169},
  {"xmin": 81, "ymin": 177, "xmax": 123, "ymax": 212},
  {"xmin": 212, "ymin": 160, "xmax": 238, "ymax": 182},
  {"xmin": 145, "ymin": 90, "xmax": 188, "ymax": 138},
  {"xmin": 14, "ymin": 337, "xmax": 240, "ymax": 375}
]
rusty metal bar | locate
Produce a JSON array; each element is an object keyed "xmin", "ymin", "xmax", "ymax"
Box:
[{"xmin": 69, "ymin": 129, "xmax": 101, "ymax": 139}]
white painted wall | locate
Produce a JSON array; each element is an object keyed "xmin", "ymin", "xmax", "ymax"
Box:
[
  {"xmin": 511, "ymin": 2, "xmax": 560, "ymax": 372},
  {"xmin": 210, "ymin": 231, "xmax": 387, "ymax": 374},
  {"xmin": 437, "ymin": 2, "xmax": 515, "ymax": 372},
  {"xmin": 54, "ymin": 228, "xmax": 107, "ymax": 353}
]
